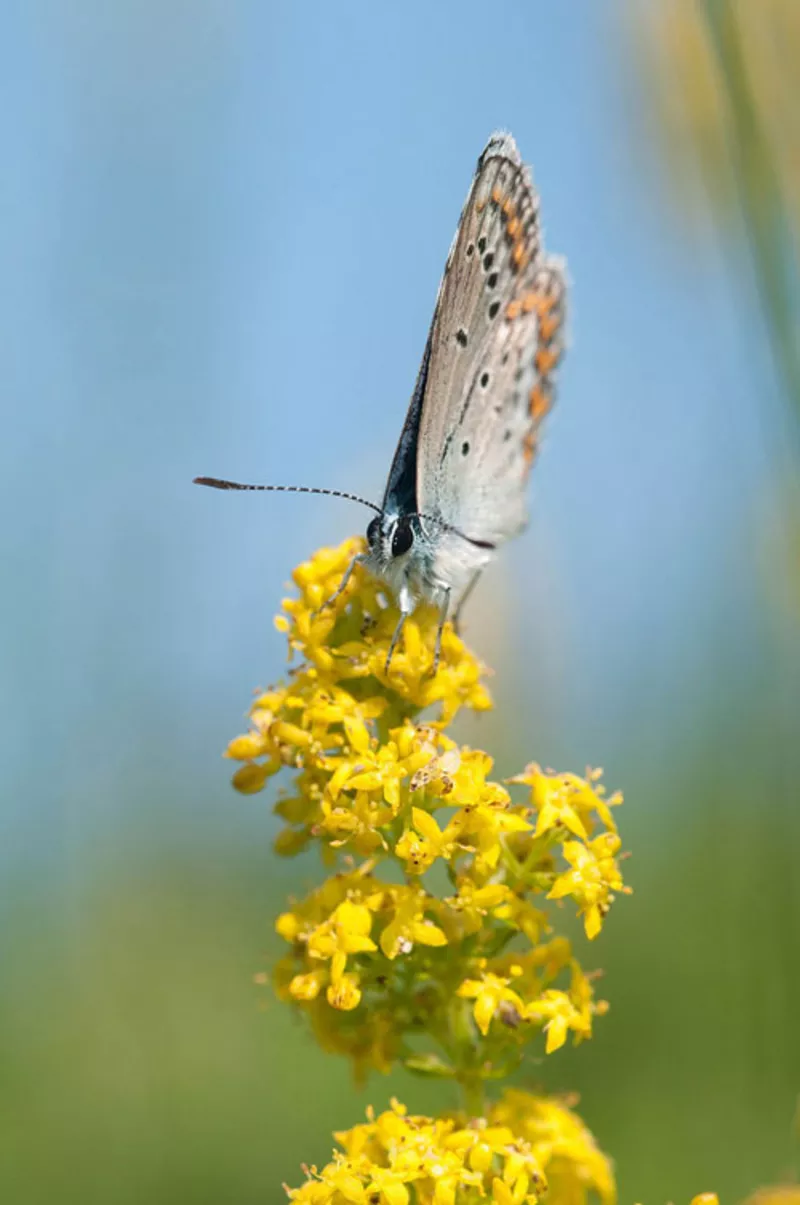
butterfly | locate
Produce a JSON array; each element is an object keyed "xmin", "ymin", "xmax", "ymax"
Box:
[{"xmin": 196, "ymin": 132, "xmax": 567, "ymax": 673}]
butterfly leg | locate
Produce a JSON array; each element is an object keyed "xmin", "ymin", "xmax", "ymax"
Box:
[
  {"xmin": 432, "ymin": 586, "xmax": 451, "ymax": 676},
  {"xmin": 385, "ymin": 611, "xmax": 407, "ymax": 675},
  {"xmin": 385, "ymin": 584, "xmax": 416, "ymax": 674},
  {"xmin": 316, "ymin": 553, "xmax": 367, "ymax": 614},
  {"xmin": 452, "ymin": 571, "xmax": 482, "ymax": 636}
]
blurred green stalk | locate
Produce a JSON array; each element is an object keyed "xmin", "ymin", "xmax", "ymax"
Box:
[{"xmin": 703, "ymin": 0, "xmax": 800, "ymax": 439}]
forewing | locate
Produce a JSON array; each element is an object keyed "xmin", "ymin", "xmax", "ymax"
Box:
[
  {"xmin": 433, "ymin": 258, "xmax": 566, "ymax": 544},
  {"xmin": 415, "ymin": 132, "xmax": 566, "ymax": 546}
]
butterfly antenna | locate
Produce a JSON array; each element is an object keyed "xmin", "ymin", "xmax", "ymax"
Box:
[
  {"xmin": 416, "ymin": 511, "xmax": 495, "ymax": 551},
  {"xmin": 193, "ymin": 477, "xmax": 382, "ymax": 514}
]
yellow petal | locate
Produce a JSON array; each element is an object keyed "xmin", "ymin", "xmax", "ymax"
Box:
[
  {"xmin": 231, "ymin": 762, "xmax": 270, "ymax": 794},
  {"xmin": 411, "ymin": 920, "xmax": 447, "ymax": 947},
  {"xmin": 344, "ymin": 716, "xmax": 371, "ymax": 753},
  {"xmin": 288, "ymin": 971, "xmax": 323, "ymax": 1001},
  {"xmin": 433, "ymin": 1178, "xmax": 456, "ymax": 1205},
  {"xmin": 456, "ymin": 979, "xmax": 482, "ymax": 999},
  {"xmin": 275, "ymin": 912, "xmax": 301, "ymax": 941},
  {"xmin": 330, "ymin": 950, "xmax": 347, "ymax": 983},
  {"xmin": 375, "ymin": 1180, "xmax": 409, "ymax": 1205},
  {"xmin": 545, "ymin": 1015, "xmax": 568, "ymax": 1053},
  {"xmin": 547, "ymin": 873, "xmax": 575, "ymax": 901},
  {"xmin": 379, "ymin": 924, "xmax": 402, "ymax": 960},
  {"xmin": 226, "ymin": 733, "xmax": 269, "ymax": 760},
  {"xmin": 341, "ymin": 934, "xmax": 377, "ymax": 955},
  {"xmin": 335, "ymin": 900, "xmax": 373, "ymax": 937},
  {"xmin": 492, "ymin": 1178, "xmax": 515, "ymax": 1205},
  {"xmin": 326, "ymin": 974, "xmax": 362, "ymax": 1011},
  {"xmin": 469, "ymin": 1143, "xmax": 493, "ymax": 1173},
  {"xmin": 533, "ymin": 800, "xmax": 558, "ymax": 836},
  {"xmin": 331, "ymin": 1173, "xmax": 367, "ymax": 1203},
  {"xmin": 411, "ymin": 807, "xmax": 444, "ymax": 842},
  {"xmin": 559, "ymin": 803, "xmax": 589, "ymax": 839},
  {"xmin": 346, "ymin": 771, "xmax": 383, "ymax": 791},
  {"xmin": 327, "ymin": 761, "xmax": 352, "ymax": 801},
  {"xmin": 499, "ymin": 813, "xmax": 532, "ymax": 833},
  {"xmin": 474, "ymin": 992, "xmax": 496, "ymax": 1035},
  {"xmin": 584, "ymin": 904, "xmax": 602, "ymax": 940},
  {"xmin": 403, "ymin": 620, "xmax": 422, "ymax": 663},
  {"xmin": 272, "ymin": 721, "xmax": 313, "ymax": 748}
]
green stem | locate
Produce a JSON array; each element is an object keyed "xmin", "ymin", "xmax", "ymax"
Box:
[
  {"xmin": 702, "ymin": 0, "xmax": 800, "ymax": 442},
  {"xmin": 458, "ymin": 1073, "xmax": 485, "ymax": 1120},
  {"xmin": 447, "ymin": 995, "xmax": 487, "ymax": 1118}
]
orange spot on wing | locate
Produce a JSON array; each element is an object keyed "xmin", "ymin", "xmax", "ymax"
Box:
[
  {"xmin": 523, "ymin": 429, "xmax": 537, "ymax": 467},
  {"xmin": 535, "ymin": 346, "xmax": 560, "ymax": 376},
  {"xmin": 528, "ymin": 384, "xmax": 551, "ymax": 423},
  {"xmin": 507, "ymin": 217, "xmax": 521, "ymax": 239},
  {"xmin": 506, "ymin": 299, "xmax": 522, "ymax": 321},
  {"xmin": 491, "ymin": 185, "xmax": 505, "ymax": 205},
  {"xmin": 539, "ymin": 311, "xmax": 561, "ymax": 341},
  {"xmin": 520, "ymin": 289, "xmax": 558, "ymax": 318}
]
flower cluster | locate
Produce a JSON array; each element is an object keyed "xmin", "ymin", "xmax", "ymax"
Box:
[
  {"xmin": 226, "ymin": 539, "xmax": 631, "ymax": 1202},
  {"xmin": 286, "ymin": 1094, "xmax": 614, "ymax": 1205},
  {"xmin": 228, "ymin": 541, "xmax": 628, "ymax": 1085}
]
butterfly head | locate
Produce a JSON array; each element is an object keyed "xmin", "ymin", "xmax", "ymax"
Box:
[{"xmin": 366, "ymin": 512, "xmax": 416, "ymax": 570}]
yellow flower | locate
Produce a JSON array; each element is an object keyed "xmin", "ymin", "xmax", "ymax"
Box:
[
  {"xmin": 512, "ymin": 764, "xmax": 621, "ymax": 840},
  {"xmin": 274, "ymin": 873, "xmax": 389, "ymax": 1012},
  {"xmin": 458, "ymin": 797, "xmax": 531, "ymax": 874},
  {"xmin": 287, "ymin": 1092, "xmax": 613, "ymax": 1205},
  {"xmin": 395, "ymin": 807, "xmax": 462, "ymax": 873},
  {"xmin": 525, "ymin": 989, "xmax": 584, "ymax": 1054},
  {"xmin": 326, "ymin": 971, "xmax": 363, "ymax": 1011},
  {"xmin": 379, "ymin": 887, "xmax": 448, "ymax": 959},
  {"xmin": 444, "ymin": 880, "xmax": 517, "ymax": 937},
  {"xmin": 492, "ymin": 1175, "xmax": 529, "ymax": 1205},
  {"xmin": 492, "ymin": 894, "xmax": 548, "ymax": 945},
  {"xmin": 287, "ymin": 969, "xmax": 326, "ymax": 1002},
  {"xmin": 365, "ymin": 1167, "xmax": 410, "ymax": 1205},
  {"xmin": 744, "ymin": 1190, "xmax": 800, "ymax": 1205},
  {"xmin": 457, "ymin": 970, "xmax": 528, "ymax": 1036},
  {"xmin": 490, "ymin": 1089, "xmax": 616, "ymax": 1205},
  {"xmin": 549, "ymin": 833, "xmax": 629, "ymax": 940},
  {"xmin": 307, "ymin": 898, "xmax": 377, "ymax": 962}
]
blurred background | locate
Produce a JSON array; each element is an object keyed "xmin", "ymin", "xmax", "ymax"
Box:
[{"xmin": 1, "ymin": 2, "xmax": 799, "ymax": 1201}]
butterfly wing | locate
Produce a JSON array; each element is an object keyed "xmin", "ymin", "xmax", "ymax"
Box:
[{"xmin": 415, "ymin": 132, "xmax": 566, "ymax": 549}]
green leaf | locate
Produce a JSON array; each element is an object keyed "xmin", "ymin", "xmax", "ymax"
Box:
[{"xmin": 403, "ymin": 1053, "xmax": 456, "ymax": 1078}]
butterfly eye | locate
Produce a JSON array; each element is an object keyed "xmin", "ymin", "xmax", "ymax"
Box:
[
  {"xmin": 391, "ymin": 521, "xmax": 414, "ymax": 558},
  {"xmin": 366, "ymin": 516, "xmax": 381, "ymax": 546}
]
